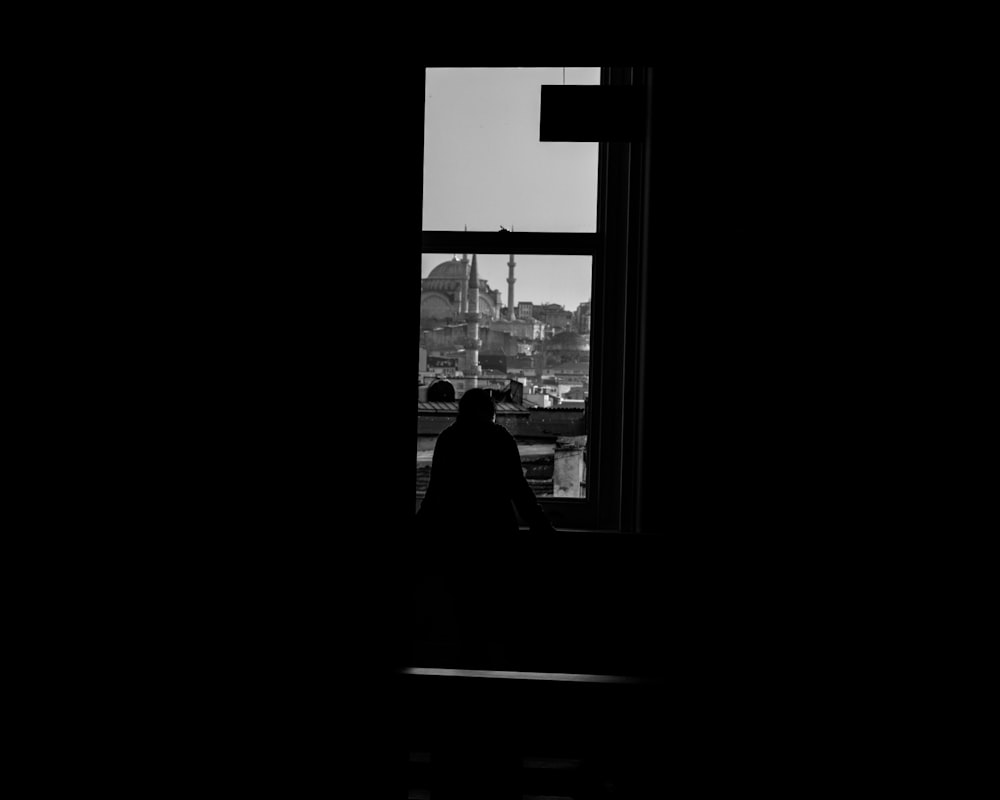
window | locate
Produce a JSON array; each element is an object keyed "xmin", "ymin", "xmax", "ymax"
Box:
[
  {"xmin": 416, "ymin": 66, "xmax": 649, "ymax": 531},
  {"xmin": 418, "ymin": 252, "xmax": 593, "ymax": 499},
  {"xmin": 422, "ymin": 67, "xmax": 601, "ymax": 233}
]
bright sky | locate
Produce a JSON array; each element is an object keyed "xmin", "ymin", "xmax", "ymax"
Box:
[{"xmin": 422, "ymin": 67, "xmax": 600, "ymax": 312}]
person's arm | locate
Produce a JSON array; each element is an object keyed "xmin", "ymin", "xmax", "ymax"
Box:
[{"xmin": 503, "ymin": 428, "xmax": 556, "ymax": 533}]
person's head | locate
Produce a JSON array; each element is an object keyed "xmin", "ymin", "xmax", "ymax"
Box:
[{"xmin": 457, "ymin": 388, "xmax": 496, "ymax": 424}]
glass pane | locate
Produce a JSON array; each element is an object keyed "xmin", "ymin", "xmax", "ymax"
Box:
[
  {"xmin": 423, "ymin": 67, "xmax": 601, "ymax": 233},
  {"xmin": 417, "ymin": 253, "xmax": 592, "ymax": 504}
]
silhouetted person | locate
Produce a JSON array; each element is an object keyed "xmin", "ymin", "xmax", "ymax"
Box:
[
  {"xmin": 414, "ymin": 388, "xmax": 554, "ymax": 799},
  {"xmin": 416, "ymin": 387, "xmax": 555, "ymax": 536},
  {"xmin": 412, "ymin": 389, "xmax": 555, "ymax": 669}
]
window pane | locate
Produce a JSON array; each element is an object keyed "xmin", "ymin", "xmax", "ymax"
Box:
[
  {"xmin": 417, "ymin": 253, "xmax": 592, "ymax": 503},
  {"xmin": 422, "ymin": 67, "xmax": 601, "ymax": 233}
]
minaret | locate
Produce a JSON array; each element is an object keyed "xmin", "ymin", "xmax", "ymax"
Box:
[
  {"xmin": 465, "ymin": 253, "xmax": 482, "ymax": 386},
  {"xmin": 459, "ymin": 225, "xmax": 469, "ymax": 314},
  {"xmin": 459, "ymin": 255, "xmax": 468, "ymax": 314},
  {"xmin": 506, "ymin": 250, "xmax": 517, "ymax": 321},
  {"xmin": 469, "ymin": 253, "xmax": 480, "ymax": 311}
]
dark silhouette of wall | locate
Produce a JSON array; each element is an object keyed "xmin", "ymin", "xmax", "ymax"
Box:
[{"xmin": 127, "ymin": 48, "xmax": 935, "ymax": 796}]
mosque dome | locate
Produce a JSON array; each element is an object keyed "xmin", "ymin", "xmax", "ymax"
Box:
[
  {"xmin": 423, "ymin": 257, "xmax": 469, "ymax": 292},
  {"xmin": 427, "ymin": 257, "xmax": 469, "ymax": 279},
  {"xmin": 423, "ymin": 256, "xmax": 493, "ymax": 293},
  {"xmin": 420, "ymin": 254, "xmax": 501, "ymax": 321}
]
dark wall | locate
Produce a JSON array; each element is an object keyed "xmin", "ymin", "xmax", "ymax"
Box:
[
  {"xmin": 129, "ymin": 64, "xmax": 431, "ymax": 794},
  {"xmin": 206, "ymin": 63, "xmax": 661, "ymax": 671},
  {"xmin": 130, "ymin": 53, "xmax": 930, "ymax": 793},
  {"xmin": 639, "ymin": 54, "xmax": 941, "ymax": 789}
]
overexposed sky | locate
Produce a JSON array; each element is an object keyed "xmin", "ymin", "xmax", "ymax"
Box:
[{"xmin": 422, "ymin": 67, "xmax": 600, "ymax": 312}]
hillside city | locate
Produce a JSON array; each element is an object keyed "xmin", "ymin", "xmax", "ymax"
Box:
[{"xmin": 417, "ymin": 253, "xmax": 591, "ymax": 501}]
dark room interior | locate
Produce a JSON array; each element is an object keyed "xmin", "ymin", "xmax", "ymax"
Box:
[{"xmin": 115, "ymin": 48, "xmax": 948, "ymax": 796}]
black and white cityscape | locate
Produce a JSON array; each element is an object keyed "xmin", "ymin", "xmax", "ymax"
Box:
[{"xmin": 417, "ymin": 252, "xmax": 591, "ymax": 500}]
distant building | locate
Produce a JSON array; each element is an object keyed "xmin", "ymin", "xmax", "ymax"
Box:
[
  {"xmin": 552, "ymin": 361, "xmax": 590, "ymax": 377},
  {"xmin": 534, "ymin": 303, "xmax": 574, "ymax": 331},
  {"xmin": 507, "ymin": 355, "xmax": 535, "ymax": 373},
  {"xmin": 525, "ymin": 392, "xmax": 556, "ymax": 408},
  {"xmin": 419, "ymin": 255, "xmax": 589, "ymax": 389},
  {"xmin": 545, "ymin": 331, "xmax": 591, "ymax": 365},
  {"xmin": 427, "ymin": 355, "xmax": 459, "ymax": 370},
  {"xmin": 484, "ymin": 316, "xmax": 545, "ymax": 342},
  {"xmin": 421, "ymin": 324, "xmax": 467, "ymax": 352},
  {"xmin": 420, "ymin": 254, "xmax": 503, "ymax": 323},
  {"xmin": 425, "ymin": 378, "xmax": 455, "ymax": 402},
  {"xmin": 478, "ymin": 352, "xmax": 507, "ymax": 373}
]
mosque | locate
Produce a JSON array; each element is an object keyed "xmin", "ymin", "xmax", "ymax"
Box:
[
  {"xmin": 419, "ymin": 250, "xmax": 591, "ymax": 389},
  {"xmin": 419, "ymin": 252, "xmax": 512, "ymax": 323},
  {"xmin": 419, "ymin": 250, "xmax": 518, "ymax": 386}
]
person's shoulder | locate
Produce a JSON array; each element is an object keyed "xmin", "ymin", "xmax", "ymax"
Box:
[
  {"xmin": 437, "ymin": 423, "xmax": 461, "ymax": 440},
  {"xmin": 490, "ymin": 422, "xmax": 516, "ymax": 442}
]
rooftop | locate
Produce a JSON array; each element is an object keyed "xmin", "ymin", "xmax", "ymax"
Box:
[
  {"xmin": 417, "ymin": 401, "xmax": 531, "ymax": 416},
  {"xmin": 418, "ymin": 401, "xmax": 586, "ymax": 416}
]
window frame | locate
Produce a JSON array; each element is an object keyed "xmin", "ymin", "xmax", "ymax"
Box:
[{"xmin": 417, "ymin": 66, "xmax": 648, "ymax": 533}]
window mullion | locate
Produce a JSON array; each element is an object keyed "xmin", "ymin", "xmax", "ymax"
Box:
[{"xmin": 421, "ymin": 232, "xmax": 597, "ymax": 257}]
